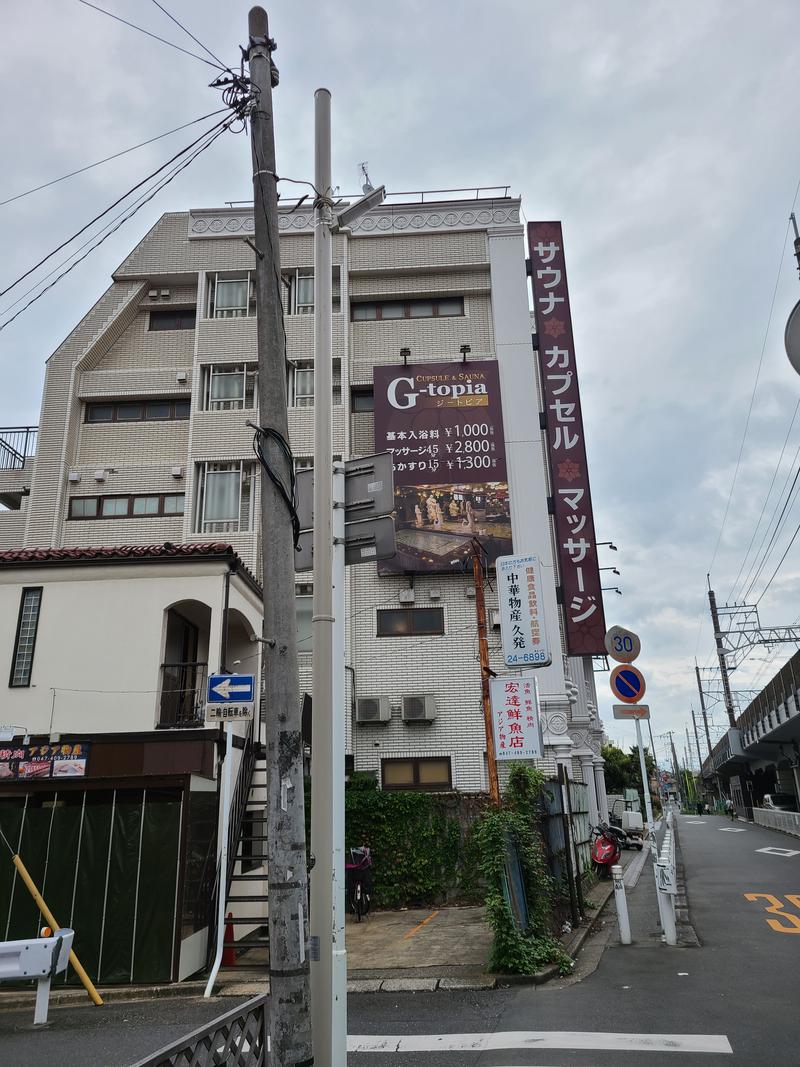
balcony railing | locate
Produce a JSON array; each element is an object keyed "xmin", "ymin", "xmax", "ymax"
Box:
[
  {"xmin": 0, "ymin": 426, "xmax": 37, "ymax": 471},
  {"xmin": 158, "ymin": 661, "xmax": 208, "ymax": 728}
]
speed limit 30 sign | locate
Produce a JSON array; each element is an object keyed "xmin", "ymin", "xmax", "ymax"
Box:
[{"xmin": 604, "ymin": 625, "xmax": 641, "ymax": 664}]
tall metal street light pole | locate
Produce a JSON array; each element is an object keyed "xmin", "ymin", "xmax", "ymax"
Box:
[{"xmin": 247, "ymin": 8, "xmax": 312, "ymax": 1062}]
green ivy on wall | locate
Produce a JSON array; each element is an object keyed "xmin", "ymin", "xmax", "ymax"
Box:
[
  {"xmin": 473, "ymin": 765, "xmax": 572, "ymax": 976},
  {"xmin": 344, "ymin": 774, "xmax": 464, "ymax": 909}
]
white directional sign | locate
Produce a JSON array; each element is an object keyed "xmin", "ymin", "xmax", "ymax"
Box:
[
  {"xmin": 496, "ymin": 554, "xmax": 551, "ymax": 668},
  {"xmin": 206, "ymin": 673, "xmax": 255, "ymax": 722}
]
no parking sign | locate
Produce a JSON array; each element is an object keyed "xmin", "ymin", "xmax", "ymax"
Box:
[{"xmin": 609, "ymin": 664, "xmax": 646, "ymax": 704}]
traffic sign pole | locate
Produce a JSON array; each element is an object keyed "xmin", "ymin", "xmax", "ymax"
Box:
[{"xmin": 635, "ymin": 717, "xmax": 655, "ymax": 834}]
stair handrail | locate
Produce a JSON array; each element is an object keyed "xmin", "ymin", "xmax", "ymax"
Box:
[{"xmin": 205, "ymin": 715, "xmax": 257, "ymax": 973}]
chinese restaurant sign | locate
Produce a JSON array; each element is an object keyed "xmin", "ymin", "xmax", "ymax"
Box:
[
  {"xmin": 528, "ymin": 221, "xmax": 606, "ymax": 655},
  {"xmin": 372, "ymin": 361, "xmax": 512, "ymax": 573},
  {"xmin": 496, "ymin": 554, "xmax": 551, "ymax": 667},
  {"xmin": 0, "ymin": 741, "xmax": 90, "ymax": 781},
  {"xmin": 490, "ymin": 677, "xmax": 543, "ymax": 760}
]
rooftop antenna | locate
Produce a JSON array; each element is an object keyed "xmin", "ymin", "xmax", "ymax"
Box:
[{"xmin": 359, "ymin": 162, "xmax": 374, "ymax": 194}]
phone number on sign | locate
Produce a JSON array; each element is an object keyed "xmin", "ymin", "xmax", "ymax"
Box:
[{"xmin": 506, "ymin": 651, "xmax": 549, "ymax": 665}]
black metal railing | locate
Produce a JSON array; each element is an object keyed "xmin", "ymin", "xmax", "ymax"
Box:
[
  {"xmin": 158, "ymin": 661, "xmax": 208, "ymax": 727},
  {"xmin": 0, "ymin": 426, "xmax": 37, "ymax": 470},
  {"xmin": 130, "ymin": 993, "xmax": 267, "ymax": 1067}
]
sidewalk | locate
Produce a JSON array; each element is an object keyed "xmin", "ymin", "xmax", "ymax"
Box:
[{"xmin": 0, "ymin": 849, "xmax": 645, "ymax": 1010}]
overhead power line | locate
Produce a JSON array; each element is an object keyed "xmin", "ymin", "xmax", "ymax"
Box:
[
  {"xmin": 76, "ymin": 0, "xmax": 227, "ymax": 72},
  {"xmin": 706, "ymin": 218, "xmax": 792, "ymax": 579},
  {"xmin": 149, "ymin": 0, "xmax": 228, "ymax": 71},
  {"xmin": 727, "ymin": 400, "xmax": 800, "ymax": 603},
  {"xmin": 0, "ymin": 108, "xmax": 228, "ymax": 209},
  {"xmin": 0, "ymin": 114, "xmax": 232, "ymax": 302},
  {"xmin": 0, "ymin": 117, "xmax": 234, "ymax": 333}
]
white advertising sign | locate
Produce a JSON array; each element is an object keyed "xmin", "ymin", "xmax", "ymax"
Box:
[
  {"xmin": 490, "ymin": 676, "xmax": 543, "ymax": 761},
  {"xmin": 496, "ymin": 554, "xmax": 551, "ymax": 668}
]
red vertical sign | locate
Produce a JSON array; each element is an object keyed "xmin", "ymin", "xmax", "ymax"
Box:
[{"xmin": 528, "ymin": 221, "xmax": 606, "ymax": 655}]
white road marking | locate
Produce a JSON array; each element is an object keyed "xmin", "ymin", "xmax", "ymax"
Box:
[
  {"xmin": 719, "ymin": 828, "xmax": 747, "ymax": 833},
  {"xmin": 347, "ymin": 1031, "xmax": 733, "ymax": 1054},
  {"xmin": 682, "ymin": 820, "xmax": 706, "ymax": 824},
  {"xmin": 756, "ymin": 846, "xmax": 800, "ymax": 857}
]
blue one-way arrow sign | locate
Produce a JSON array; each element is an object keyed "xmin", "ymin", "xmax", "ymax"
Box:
[{"xmin": 207, "ymin": 674, "xmax": 255, "ymax": 704}]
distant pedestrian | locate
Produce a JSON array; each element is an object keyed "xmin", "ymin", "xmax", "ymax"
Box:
[
  {"xmin": 725, "ymin": 798, "xmax": 736, "ymax": 821},
  {"xmin": 696, "ymin": 800, "xmax": 703, "ymax": 816}
]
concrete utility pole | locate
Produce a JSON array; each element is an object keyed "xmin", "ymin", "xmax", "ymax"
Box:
[
  {"xmin": 694, "ymin": 662, "xmax": 713, "ymax": 758},
  {"xmin": 472, "ymin": 542, "xmax": 500, "ymax": 804},
  {"xmin": 708, "ymin": 585, "xmax": 737, "ymax": 727},
  {"xmin": 247, "ymin": 8, "xmax": 312, "ymax": 1062},
  {"xmin": 690, "ymin": 708, "xmax": 703, "ymax": 771},
  {"xmin": 308, "ymin": 87, "xmax": 348, "ymax": 1067}
]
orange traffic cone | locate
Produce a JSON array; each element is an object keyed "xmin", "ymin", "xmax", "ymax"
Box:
[{"xmin": 222, "ymin": 912, "xmax": 236, "ymax": 966}]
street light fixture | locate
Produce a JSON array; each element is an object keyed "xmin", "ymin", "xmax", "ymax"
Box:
[
  {"xmin": 602, "ymin": 586, "xmax": 622, "ymax": 595},
  {"xmin": 597, "ymin": 541, "xmax": 618, "ymax": 551},
  {"xmin": 600, "ymin": 567, "xmax": 620, "ymax": 576}
]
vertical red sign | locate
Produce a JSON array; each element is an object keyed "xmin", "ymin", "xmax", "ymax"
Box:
[{"xmin": 528, "ymin": 221, "xmax": 606, "ymax": 655}]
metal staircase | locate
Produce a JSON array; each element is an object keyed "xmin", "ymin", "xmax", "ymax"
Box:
[{"xmin": 207, "ymin": 722, "xmax": 269, "ymax": 976}]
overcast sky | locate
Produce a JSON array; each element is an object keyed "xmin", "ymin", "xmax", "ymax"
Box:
[{"xmin": 2, "ymin": 1, "xmax": 800, "ymax": 766}]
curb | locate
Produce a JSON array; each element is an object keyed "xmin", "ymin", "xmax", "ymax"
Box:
[{"xmin": 0, "ymin": 980, "xmax": 209, "ymax": 1012}]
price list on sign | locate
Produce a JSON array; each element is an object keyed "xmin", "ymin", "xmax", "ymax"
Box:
[
  {"xmin": 490, "ymin": 677, "xmax": 543, "ymax": 760},
  {"xmin": 372, "ymin": 360, "xmax": 513, "ymax": 573}
]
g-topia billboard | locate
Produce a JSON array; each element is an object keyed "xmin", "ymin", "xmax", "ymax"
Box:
[{"xmin": 373, "ymin": 361, "xmax": 512, "ymax": 573}]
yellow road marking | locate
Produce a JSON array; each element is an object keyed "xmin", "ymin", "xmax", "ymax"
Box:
[{"xmin": 403, "ymin": 910, "xmax": 440, "ymax": 940}]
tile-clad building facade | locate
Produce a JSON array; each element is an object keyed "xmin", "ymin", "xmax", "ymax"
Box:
[{"xmin": 1, "ymin": 194, "xmax": 607, "ymax": 811}]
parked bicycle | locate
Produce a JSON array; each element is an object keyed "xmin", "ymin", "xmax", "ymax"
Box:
[{"xmin": 345, "ymin": 845, "xmax": 373, "ymax": 922}]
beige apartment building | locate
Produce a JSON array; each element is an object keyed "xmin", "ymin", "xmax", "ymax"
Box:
[{"xmin": 0, "ymin": 190, "xmax": 607, "ymax": 810}]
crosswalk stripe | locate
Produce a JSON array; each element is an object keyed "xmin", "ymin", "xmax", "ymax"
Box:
[{"xmin": 347, "ymin": 1031, "xmax": 733, "ymax": 1054}]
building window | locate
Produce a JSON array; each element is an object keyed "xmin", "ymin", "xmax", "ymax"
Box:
[
  {"xmin": 351, "ymin": 297, "xmax": 464, "ymax": 321},
  {"xmin": 351, "ymin": 387, "xmax": 374, "ymax": 413},
  {"xmin": 207, "ymin": 272, "xmax": 256, "ymax": 319},
  {"xmin": 376, "ymin": 607, "xmax": 445, "ymax": 637},
  {"xmin": 281, "ymin": 267, "xmax": 340, "ymax": 315},
  {"xmin": 68, "ymin": 493, "xmax": 185, "ymax": 520},
  {"xmin": 202, "ymin": 364, "xmax": 257, "ymax": 411},
  {"xmin": 195, "ymin": 461, "xmax": 255, "ymax": 534},
  {"xmin": 296, "ymin": 582, "xmax": 313, "ymax": 653},
  {"xmin": 381, "ymin": 757, "xmax": 452, "ymax": 792},
  {"xmin": 85, "ymin": 399, "xmax": 190, "ymax": 423},
  {"xmin": 9, "ymin": 587, "xmax": 42, "ymax": 688},
  {"xmin": 148, "ymin": 308, "xmax": 196, "ymax": 331},
  {"xmin": 287, "ymin": 360, "xmax": 341, "ymax": 408}
]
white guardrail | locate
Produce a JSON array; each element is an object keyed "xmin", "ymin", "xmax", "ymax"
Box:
[
  {"xmin": 653, "ymin": 811, "xmax": 677, "ymax": 945},
  {"xmin": 753, "ymin": 807, "xmax": 800, "ymax": 838}
]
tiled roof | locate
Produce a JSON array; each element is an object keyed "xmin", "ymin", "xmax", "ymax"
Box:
[
  {"xmin": 0, "ymin": 542, "xmax": 234, "ymax": 565},
  {"xmin": 0, "ymin": 542, "xmax": 262, "ymax": 594}
]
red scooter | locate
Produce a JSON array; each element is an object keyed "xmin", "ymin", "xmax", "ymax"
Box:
[{"xmin": 591, "ymin": 821, "xmax": 626, "ymax": 878}]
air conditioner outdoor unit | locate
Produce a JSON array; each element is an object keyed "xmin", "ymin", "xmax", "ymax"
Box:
[
  {"xmin": 401, "ymin": 694, "xmax": 436, "ymax": 723},
  {"xmin": 356, "ymin": 696, "xmax": 391, "ymax": 724},
  {"xmin": 398, "ymin": 589, "xmax": 415, "ymax": 605}
]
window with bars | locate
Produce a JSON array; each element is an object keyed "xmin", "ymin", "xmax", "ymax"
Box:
[
  {"xmin": 287, "ymin": 360, "xmax": 342, "ymax": 407},
  {"xmin": 201, "ymin": 364, "xmax": 258, "ymax": 411},
  {"xmin": 206, "ymin": 273, "xmax": 256, "ymax": 318},
  {"xmin": 195, "ymin": 461, "xmax": 255, "ymax": 534},
  {"xmin": 9, "ymin": 587, "xmax": 42, "ymax": 688}
]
